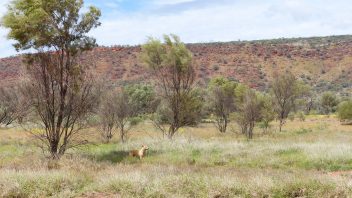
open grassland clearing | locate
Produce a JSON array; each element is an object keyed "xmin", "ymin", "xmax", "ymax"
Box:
[{"xmin": 0, "ymin": 116, "xmax": 352, "ymax": 197}]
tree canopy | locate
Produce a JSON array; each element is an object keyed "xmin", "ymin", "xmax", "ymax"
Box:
[
  {"xmin": 2, "ymin": 0, "xmax": 101, "ymax": 52},
  {"xmin": 141, "ymin": 34, "xmax": 198, "ymax": 139}
]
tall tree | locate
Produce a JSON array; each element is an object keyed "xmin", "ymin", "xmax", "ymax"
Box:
[
  {"xmin": 237, "ymin": 89, "xmax": 263, "ymax": 139},
  {"xmin": 233, "ymin": 83, "xmax": 250, "ymax": 134},
  {"xmin": 207, "ymin": 77, "xmax": 237, "ymax": 133},
  {"xmin": 2, "ymin": 0, "xmax": 101, "ymax": 159},
  {"xmin": 270, "ymin": 72, "xmax": 301, "ymax": 132},
  {"xmin": 141, "ymin": 35, "xmax": 197, "ymax": 139}
]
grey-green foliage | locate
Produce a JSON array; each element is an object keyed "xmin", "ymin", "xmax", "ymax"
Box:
[
  {"xmin": 295, "ymin": 83, "xmax": 313, "ymax": 113},
  {"xmin": 232, "ymin": 84, "xmax": 269, "ymax": 138},
  {"xmin": 288, "ymin": 112, "xmax": 295, "ymax": 121},
  {"xmin": 320, "ymin": 92, "xmax": 339, "ymax": 114},
  {"xmin": 258, "ymin": 94, "xmax": 275, "ymax": 133},
  {"xmin": 141, "ymin": 34, "xmax": 199, "ymax": 139},
  {"xmin": 238, "ymin": 89, "xmax": 263, "ymax": 139},
  {"xmin": 124, "ymin": 84, "xmax": 157, "ymax": 115},
  {"xmin": 271, "ymin": 72, "xmax": 304, "ymax": 131},
  {"xmin": 337, "ymin": 100, "xmax": 352, "ymax": 122},
  {"xmin": 154, "ymin": 88, "xmax": 204, "ymax": 127},
  {"xmin": 2, "ymin": 0, "xmax": 101, "ymax": 51},
  {"xmin": 297, "ymin": 111, "xmax": 306, "ymax": 121},
  {"xmin": 232, "ymin": 83, "xmax": 249, "ymax": 134},
  {"xmin": 207, "ymin": 77, "xmax": 237, "ymax": 133}
]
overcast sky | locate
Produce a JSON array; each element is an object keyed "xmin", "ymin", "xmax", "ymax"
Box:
[{"xmin": 1, "ymin": 0, "xmax": 352, "ymax": 58}]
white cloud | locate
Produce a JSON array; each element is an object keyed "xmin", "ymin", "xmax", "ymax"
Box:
[
  {"xmin": 90, "ymin": 0, "xmax": 352, "ymax": 47},
  {"xmin": 0, "ymin": 0, "xmax": 18, "ymax": 58},
  {"xmin": 104, "ymin": 3, "xmax": 119, "ymax": 9},
  {"xmin": 1, "ymin": 0, "xmax": 352, "ymax": 58},
  {"xmin": 0, "ymin": 0, "xmax": 9, "ymax": 14},
  {"xmin": 152, "ymin": 0, "xmax": 196, "ymax": 6}
]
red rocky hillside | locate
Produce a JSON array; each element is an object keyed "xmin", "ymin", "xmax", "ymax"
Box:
[{"xmin": 1, "ymin": 35, "xmax": 351, "ymax": 96}]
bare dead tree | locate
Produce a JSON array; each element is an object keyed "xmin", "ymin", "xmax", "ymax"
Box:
[{"xmin": 98, "ymin": 91, "xmax": 118, "ymax": 143}]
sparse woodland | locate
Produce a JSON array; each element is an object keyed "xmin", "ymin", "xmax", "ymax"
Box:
[{"xmin": 0, "ymin": 0, "xmax": 352, "ymax": 197}]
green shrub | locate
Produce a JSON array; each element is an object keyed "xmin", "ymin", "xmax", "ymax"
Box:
[
  {"xmin": 295, "ymin": 128, "xmax": 312, "ymax": 134},
  {"xmin": 337, "ymin": 100, "xmax": 352, "ymax": 121},
  {"xmin": 129, "ymin": 116, "xmax": 143, "ymax": 126},
  {"xmin": 288, "ymin": 113, "xmax": 295, "ymax": 121},
  {"xmin": 297, "ymin": 111, "xmax": 305, "ymax": 121}
]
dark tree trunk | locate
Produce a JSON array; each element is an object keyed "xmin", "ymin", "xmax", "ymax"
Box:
[
  {"xmin": 168, "ymin": 125, "xmax": 177, "ymax": 140},
  {"xmin": 247, "ymin": 122, "xmax": 255, "ymax": 139},
  {"xmin": 217, "ymin": 115, "xmax": 228, "ymax": 133},
  {"xmin": 50, "ymin": 140, "xmax": 60, "ymax": 159},
  {"xmin": 279, "ymin": 119, "xmax": 284, "ymax": 132},
  {"xmin": 120, "ymin": 124, "xmax": 126, "ymax": 143}
]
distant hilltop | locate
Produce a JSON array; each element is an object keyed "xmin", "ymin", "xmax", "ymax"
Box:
[{"xmin": 1, "ymin": 35, "xmax": 351, "ymax": 96}]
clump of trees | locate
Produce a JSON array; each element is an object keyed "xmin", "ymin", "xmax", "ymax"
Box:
[
  {"xmin": 233, "ymin": 88, "xmax": 275, "ymax": 139},
  {"xmin": 141, "ymin": 35, "xmax": 202, "ymax": 139},
  {"xmin": 203, "ymin": 71, "xmax": 312, "ymax": 137},
  {"xmin": 2, "ymin": 0, "xmax": 101, "ymax": 159},
  {"xmin": 98, "ymin": 84, "xmax": 156, "ymax": 143},
  {"xmin": 204, "ymin": 76, "xmax": 276, "ymax": 139}
]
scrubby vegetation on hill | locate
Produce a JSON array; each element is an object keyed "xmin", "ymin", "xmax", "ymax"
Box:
[{"xmin": 1, "ymin": 35, "xmax": 352, "ymax": 96}]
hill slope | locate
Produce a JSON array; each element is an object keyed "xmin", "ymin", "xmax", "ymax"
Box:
[{"xmin": 1, "ymin": 35, "xmax": 351, "ymax": 95}]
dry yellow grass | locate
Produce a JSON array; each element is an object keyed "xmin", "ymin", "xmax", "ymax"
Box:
[{"xmin": 0, "ymin": 116, "xmax": 352, "ymax": 197}]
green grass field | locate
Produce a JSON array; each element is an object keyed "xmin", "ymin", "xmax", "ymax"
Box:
[{"xmin": 0, "ymin": 116, "xmax": 352, "ymax": 197}]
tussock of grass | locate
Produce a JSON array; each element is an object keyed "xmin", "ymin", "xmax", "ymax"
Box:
[{"xmin": 0, "ymin": 170, "xmax": 91, "ymax": 197}]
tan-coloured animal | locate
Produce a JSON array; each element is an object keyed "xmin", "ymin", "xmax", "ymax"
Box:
[{"xmin": 129, "ymin": 145, "xmax": 149, "ymax": 159}]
